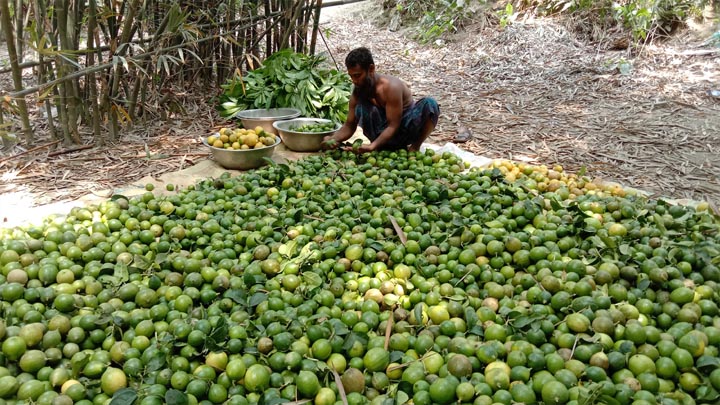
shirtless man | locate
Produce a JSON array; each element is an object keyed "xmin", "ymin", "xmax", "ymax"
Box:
[{"xmin": 322, "ymin": 47, "xmax": 440, "ymax": 153}]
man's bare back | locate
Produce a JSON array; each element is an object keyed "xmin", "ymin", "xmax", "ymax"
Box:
[{"xmin": 369, "ymin": 74, "xmax": 413, "ymax": 110}]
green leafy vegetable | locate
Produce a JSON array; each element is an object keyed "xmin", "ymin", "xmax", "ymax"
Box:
[{"xmin": 217, "ymin": 49, "xmax": 351, "ymax": 124}]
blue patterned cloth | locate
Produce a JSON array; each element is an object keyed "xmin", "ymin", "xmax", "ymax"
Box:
[{"xmin": 355, "ymin": 97, "xmax": 440, "ymax": 150}]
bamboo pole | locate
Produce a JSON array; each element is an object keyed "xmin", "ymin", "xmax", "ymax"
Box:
[
  {"xmin": 37, "ymin": 0, "xmax": 66, "ymax": 142},
  {"xmin": 310, "ymin": 0, "xmax": 323, "ymax": 54},
  {"xmin": 218, "ymin": 0, "xmax": 231, "ymax": 87},
  {"xmin": 231, "ymin": 0, "xmax": 245, "ymax": 78},
  {"xmin": 71, "ymin": 0, "xmax": 86, "ymax": 124},
  {"xmin": 0, "ymin": 0, "xmax": 34, "ymax": 145},
  {"xmin": 129, "ymin": 8, "xmax": 171, "ymax": 120},
  {"xmin": 279, "ymin": 0, "xmax": 304, "ymax": 51},
  {"xmin": 298, "ymin": 0, "xmax": 314, "ymax": 52},
  {"xmin": 105, "ymin": 0, "xmax": 141, "ymax": 140},
  {"xmin": 55, "ymin": 0, "xmax": 81, "ymax": 143},
  {"xmin": 265, "ymin": 0, "xmax": 272, "ymax": 56},
  {"xmin": 54, "ymin": 53, "xmax": 73, "ymax": 145},
  {"xmin": 247, "ymin": 3, "xmax": 258, "ymax": 70},
  {"xmin": 87, "ymin": 0, "xmax": 104, "ymax": 144},
  {"xmin": 14, "ymin": 0, "xmax": 23, "ymax": 62},
  {"xmin": 31, "ymin": 0, "xmax": 59, "ymax": 141}
]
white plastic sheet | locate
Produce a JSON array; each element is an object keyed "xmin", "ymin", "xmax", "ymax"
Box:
[{"xmin": 422, "ymin": 142, "xmax": 494, "ymax": 169}]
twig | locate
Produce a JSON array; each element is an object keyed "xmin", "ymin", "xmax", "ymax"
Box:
[
  {"xmin": 388, "ymin": 215, "xmax": 407, "ymax": 245},
  {"xmin": 329, "ymin": 368, "xmax": 349, "ymax": 405},
  {"xmin": 384, "ymin": 309, "xmax": 394, "ymax": 351},
  {"xmin": 0, "ymin": 140, "xmax": 61, "ymax": 163},
  {"xmin": 47, "ymin": 144, "xmax": 94, "ymax": 157}
]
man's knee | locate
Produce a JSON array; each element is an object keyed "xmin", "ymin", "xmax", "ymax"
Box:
[{"xmin": 420, "ymin": 98, "xmax": 440, "ymax": 126}]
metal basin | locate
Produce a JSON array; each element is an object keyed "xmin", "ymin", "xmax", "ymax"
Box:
[
  {"xmin": 273, "ymin": 118, "xmax": 340, "ymax": 152},
  {"xmin": 202, "ymin": 136, "xmax": 280, "ymax": 170},
  {"xmin": 235, "ymin": 108, "xmax": 301, "ymax": 135}
]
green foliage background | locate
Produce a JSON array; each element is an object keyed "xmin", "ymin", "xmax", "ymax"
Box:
[
  {"xmin": 531, "ymin": 0, "xmax": 712, "ymax": 40},
  {"xmin": 390, "ymin": 0, "xmax": 713, "ymax": 43}
]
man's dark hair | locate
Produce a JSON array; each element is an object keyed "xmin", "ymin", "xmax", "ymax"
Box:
[{"xmin": 345, "ymin": 47, "xmax": 374, "ymax": 70}]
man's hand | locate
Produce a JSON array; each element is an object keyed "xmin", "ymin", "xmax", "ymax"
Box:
[
  {"xmin": 355, "ymin": 140, "xmax": 376, "ymax": 154},
  {"xmin": 351, "ymin": 139, "xmax": 364, "ymax": 153},
  {"xmin": 357, "ymin": 144, "xmax": 376, "ymax": 154},
  {"xmin": 321, "ymin": 136, "xmax": 339, "ymax": 150}
]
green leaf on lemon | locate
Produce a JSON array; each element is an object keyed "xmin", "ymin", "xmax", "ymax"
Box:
[
  {"xmin": 109, "ymin": 388, "xmax": 138, "ymax": 405},
  {"xmin": 164, "ymin": 389, "xmax": 188, "ymax": 405}
]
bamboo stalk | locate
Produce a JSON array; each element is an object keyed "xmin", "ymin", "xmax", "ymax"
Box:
[
  {"xmin": 31, "ymin": 0, "xmax": 59, "ymax": 141},
  {"xmin": 131, "ymin": 9, "xmax": 172, "ymax": 120},
  {"xmin": 310, "ymin": 0, "xmax": 323, "ymax": 54},
  {"xmin": 72, "ymin": 0, "xmax": 82, "ymax": 51},
  {"xmin": 279, "ymin": 0, "xmax": 304, "ymax": 51},
  {"xmin": 87, "ymin": 0, "xmax": 104, "ymax": 145},
  {"xmin": 54, "ymin": 54, "xmax": 73, "ymax": 145},
  {"xmin": 56, "ymin": 0, "xmax": 82, "ymax": 143},
  {"xmin": 36, "ymin": 0, "xmax": 65, "ymax": 142},
  {"xmin": 71, "ymin": 0, "xmax": 86, "ymax": 124},
  {"xmin": 217, "ymin": 0, "xmax": 231, "ymax": 87},
  {"xmin": 302, "ymin": 0, "xmax": 316, "ymax": 51},
  {"xmin": 0, "ymin": 60, "xmax": 48, "ymax": 75},
  {"xmin": 14, "ymin": 0, "xmax": 23, "ymax": 62},
  {"xmin": 265, "ymin": 0, "xmax": 272, "ymax": 55},
  {"xmin": 245, "ymin": 0, "xmax": 258, "ymax": 70},
  {"xmin": 297, "ymin": 0, "xmax": 312, "ymax": 52},
  {"xmin": 106, "ymin": 0, "xmax": 141, "ymax": 140},
  {"xmin": 230, "ymin": 0, "xmax": 247, "ymax": 82},
  {"xmin": 127, "ymin": 2, "xmax": 145, "ymax": 123},
  {"xmin": 0, "ymin": 0, "xmax": 34, "ymax": 145}
]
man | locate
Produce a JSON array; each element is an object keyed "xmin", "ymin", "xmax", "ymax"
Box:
[{"xmin": 322, "ymin": 47, "xmax": 440, "ymax": 153}]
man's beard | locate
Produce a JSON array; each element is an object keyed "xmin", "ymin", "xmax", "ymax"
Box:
[{"xmin": 353, "ymin": 75, "xmax": 375, "ymax": 106}]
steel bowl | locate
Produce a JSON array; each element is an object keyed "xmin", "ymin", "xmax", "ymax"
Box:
[
  {"xmin": 235, "ymin": 108, "xmax": 301, "ymax": 135},
  {"xmin": 202, "ymin": 136, "xmax": 280, "ymax": 170},
  {"xmin": 273, "ymin": 118, "xmax": 340, "ymax": 152}
]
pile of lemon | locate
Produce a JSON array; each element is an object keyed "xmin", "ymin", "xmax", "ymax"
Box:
[{"xmin": 207, "ymin": 126, "xmax": 278, "ymax": 150}]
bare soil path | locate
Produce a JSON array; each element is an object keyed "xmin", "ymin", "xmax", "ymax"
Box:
[{"xmin": 1, "ymin": 0, "xmax": 719, "ymax": 221}]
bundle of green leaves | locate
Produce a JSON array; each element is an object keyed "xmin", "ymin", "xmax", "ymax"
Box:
[{"xmin": 218, "ymin": 49, "xmax": 351, "ymax": 124}]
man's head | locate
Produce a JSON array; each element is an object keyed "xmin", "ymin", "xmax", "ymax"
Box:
[
  {"xmin": 346, "ymin": 47, "xmax": 376, "ymax": 103},
  {"xmin": 345, "ymin": 47, "xmax": 374, "ymax": 71}
]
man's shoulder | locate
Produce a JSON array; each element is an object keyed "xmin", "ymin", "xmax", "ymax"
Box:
[
  {"xmin": 378, "ymin": 75, "xmax": 410, "ymax": 93},
  {"xmin": 380, "ymin": 74, "xmax": 405, "ymax": 85}
]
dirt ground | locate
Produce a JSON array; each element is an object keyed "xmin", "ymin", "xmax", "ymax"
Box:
[{"xmin": 1, "ymin": 0, "xmax": 719, "ymax": 225}]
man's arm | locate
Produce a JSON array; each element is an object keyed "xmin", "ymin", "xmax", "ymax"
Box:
[
  {"xmin": 322, "ymin": 95, "xmax": 358, "ymax": 148},
  {"xmin": 358, "ymin": 80, "xmax": 403, "ymax": 153}
]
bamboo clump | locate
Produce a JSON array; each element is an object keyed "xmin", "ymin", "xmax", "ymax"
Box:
[{"xmin": 0, "ymin": 0, "xmax": 348, "ymax": 148}]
